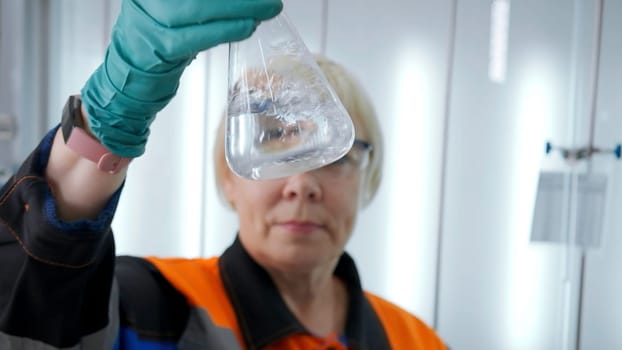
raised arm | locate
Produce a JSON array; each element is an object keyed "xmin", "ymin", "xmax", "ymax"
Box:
[
  {"xmin": 0, "ymin": 1, "xmax": 282, "ymax": 348},
  {"xmin": 46, "ymin": 0, "xmax": 282, "ymax": 222},
  {"xmin": 45, "ymin": 104, "xmax": 127, "ymax": 221}
]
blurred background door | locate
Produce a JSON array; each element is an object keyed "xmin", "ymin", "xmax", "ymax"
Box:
[{"xmin": 1, "ymin": 0, "xmax": 620, "ymax": 348}]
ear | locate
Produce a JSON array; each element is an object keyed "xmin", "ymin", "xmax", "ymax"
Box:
[{"xmin": 222, "ymin": 171, "xmax": 237, "ymax": 209}]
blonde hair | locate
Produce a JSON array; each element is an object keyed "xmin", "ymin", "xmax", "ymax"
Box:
[{"xmin": 213, "ymin": 55, "xmax": 383, "ymax": 208}]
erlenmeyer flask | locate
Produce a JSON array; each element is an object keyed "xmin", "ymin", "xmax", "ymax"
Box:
[{"xmin": 226, "ymin": 12, "xmax": 355, "ymax": 180}]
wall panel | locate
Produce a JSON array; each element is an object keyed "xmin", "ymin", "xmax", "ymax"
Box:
[
  {"xmin": 580, "ymin": 0, "xmax": 622, "ymax": 348},
  {"xmin": 326, "ymin": 0, "xmax": 453, "ymax": 325},
  {"xmin": 438, "ymin": 0, "xmax": 600, "ymax": 348}
]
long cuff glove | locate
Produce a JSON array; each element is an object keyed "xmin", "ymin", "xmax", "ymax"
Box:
[{"xmin": 81, "ymin": 0, "xmax": 282, "ymax": 158}]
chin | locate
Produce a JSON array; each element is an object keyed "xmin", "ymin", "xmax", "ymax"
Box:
[
  {"xmin": 248, "ymin": 237, "xmax": 344, "ymax": 273},
  {"xmin": 270, "ymin": 248, "xmax": 338, "ymax": 272},
  {"xmin": 271, "ymin": 258, "xmax": 326, "ymax": 274}
]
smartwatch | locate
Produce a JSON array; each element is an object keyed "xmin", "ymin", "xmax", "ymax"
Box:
[{"xmin": 61, "ymin": 95, "xmax": 131, "ymax": 174}]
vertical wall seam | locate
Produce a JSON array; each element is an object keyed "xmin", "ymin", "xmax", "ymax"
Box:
[
  {"xmin": 39, "ymin": 0, "xmax": 50, "ymax": 139},
  {"xmin": 576, "ymin": 1, "xmax": 605, "ymax": 348},
  {"xmin": 320, "ymin": 0, "xmax": 328, "ymax": 55},
  {"xmin": 586, "ymin": 0, "xmax": 604, "ymax": 150},
  {"xmin": 433, "ymin": 0, "xmax": 459, "ymax": 330},
  {"xmin": 198, "ymin": 53, "xmax": 211, "ymax": 258},
  {"xmin": 103, "ymin": 0, "xmax": 111, "ymax": 51}
]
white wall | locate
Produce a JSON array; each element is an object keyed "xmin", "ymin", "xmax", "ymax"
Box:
[
  {"xmin": 438, "ymin": 0, "xmax": 587, "ymax": 348},
  {"xmin": 326, "ymin": 0, "xmax": 452, "ymax": 326},
  {"xmin": 2, "ymin": 0, "xmax": 621, "ymax": 348},
  {"xmin": 0, "ymin": 0, "xmax": 48, "ymax": 165},
  {"xmin": 580, "ymin": 0, "xmax": 622, "ymax": 348}
]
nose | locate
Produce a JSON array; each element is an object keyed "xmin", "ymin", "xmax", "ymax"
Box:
[{"xmin": 281, "ymin": 171, "xmax": 323, "ymax": 202}]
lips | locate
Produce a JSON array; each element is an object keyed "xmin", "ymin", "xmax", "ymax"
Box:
[{"xmin": 277, "ymin": 220, "xmax": 324, "ymax": 234}]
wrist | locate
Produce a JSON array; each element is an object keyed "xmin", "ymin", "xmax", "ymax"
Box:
[{"xmin": 61, "ymin": 95, "xmax": 132, "ymax": 174}]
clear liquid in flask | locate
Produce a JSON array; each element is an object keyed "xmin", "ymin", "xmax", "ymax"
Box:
[
  {"xmin": 225, "ymin": 12, "xmax": 354, "ymax": 180},
  {"xmin": 226, "ymin": 75, "xmax": 352, "ymax": 179}
]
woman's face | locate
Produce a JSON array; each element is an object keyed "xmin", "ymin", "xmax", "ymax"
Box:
[{"xmin": 223, "ymin": 120, "xmax": 370, "ymax": 274}]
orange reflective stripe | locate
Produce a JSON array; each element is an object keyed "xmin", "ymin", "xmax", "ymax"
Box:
[
  {"xmin": 145, "ymin": 256, "xmax": 244, "ymax": 347},
  {"xmin": 145, "ymin": 257, "xmax": 444, "ymax": 349},
  {"xmin": 365, "ymin": 292, "xmax": 447, "ymax": 350}
]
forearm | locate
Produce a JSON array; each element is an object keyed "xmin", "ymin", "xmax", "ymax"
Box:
[
  {"xmin": 45, "ymin": 105, "xmax": 127, "ymax": 221},
  {"xmin": 0, "ymin": 128, "xmax": 120, "ymax": 348}
]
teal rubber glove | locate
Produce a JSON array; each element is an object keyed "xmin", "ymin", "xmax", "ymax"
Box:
[{"xmin": 81, "ymin": 0, "xmax": 283, "ymax": 158}]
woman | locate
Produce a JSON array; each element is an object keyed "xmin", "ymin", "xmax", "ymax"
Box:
[{"xmin": 0, "ymin": 0, "xmax": 446, "ymax": 349}]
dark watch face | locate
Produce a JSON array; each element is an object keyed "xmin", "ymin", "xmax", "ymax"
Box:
[{"xmin": 61, "ymin": 95, "xmax": 82, "ymax": 143}]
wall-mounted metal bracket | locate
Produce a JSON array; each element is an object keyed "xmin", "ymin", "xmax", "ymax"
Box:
[{"xmin": 545, "ymin": 141, "xmax": 621, "ymax": 161}]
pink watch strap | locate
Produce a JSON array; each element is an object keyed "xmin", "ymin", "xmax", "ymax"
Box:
[{"xmin": 65, "ymin": 127, "xmax": 131, "ymax": 174}]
